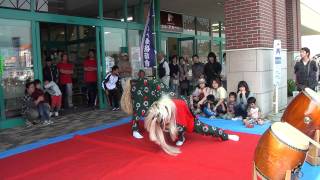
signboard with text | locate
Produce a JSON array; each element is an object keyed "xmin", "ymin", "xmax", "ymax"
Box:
[
  {"xmin": 160, "ymin": 11, "xmax": 183, "ymax": 33},
  {"xmin": 273, "ymin": 40, "xmax": 282, "ymax": 86}
]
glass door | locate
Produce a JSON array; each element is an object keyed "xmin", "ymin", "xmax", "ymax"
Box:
[
  {"xmin": 0, "ymin": 18, "xmax": 34, "ymax": 119},
  {"xmin": 160, "ymin": 36, "xmax": 168, "ymax": 59},
  {"xmin": 178, "ymin": 37, "xmax": 195, "ymax": 64}
]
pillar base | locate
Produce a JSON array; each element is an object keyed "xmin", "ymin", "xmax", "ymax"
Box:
[{"xmin": 226, "ymin": 48, "xmax": 288, "ymax": 116}]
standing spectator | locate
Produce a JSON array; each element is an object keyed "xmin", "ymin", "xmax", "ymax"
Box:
[
  {"xmin": 191, "ymin": 54, "xmax": 204, "ymax": 88},
  {"xmin": 221, "ymin": 53, "xmax": 227, "ymax": 88},
  {"xmin": 102, "ymin": 65, "xmax": 121, "ymax": 111},
  {"xmin": 57, "ymin": 53, "xmax": 74, "ymax": 109},
  {"xmin": 83, "ymin": 49, "xmax": 98, "ymax": 108},
  {"xmin": 179, "ymin": 56, "xmax": 189, "ymax": 96},
  {"xmin": 44, "ymin": 79, "xmax": 62, "ymax": 117},
  {"xmin": 43, "ymin": 56, "xmax": 59, "ymax": 83},
  {"xmin": 294, "ymin": 47, "xmax": 318, "ymax": 91},
  {"xmin": 203, "ymin": 52, "xmax": 222, "ymax": 86},
  {"xmin": 43, "ymin": 56, "xmax": 59, "ymax": 104},
  {"xmin": 157, "ymin": 52, "xmax": 170, "ymax": 87},
  {"xmin": 169, "ymin": 55, "xmax": 179, "ymax": 95},
  {"xmin": 118, "ymin": 52, "xmax": 132, "ymax": 89},
  {"xmin": 234, "ymin": 81, "xmax": 254, "ymax": 119}
]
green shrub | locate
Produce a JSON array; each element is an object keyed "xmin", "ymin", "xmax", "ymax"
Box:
[{"xmin": 287, "ymin": 79, "xmax": 296, "ymax": 96}]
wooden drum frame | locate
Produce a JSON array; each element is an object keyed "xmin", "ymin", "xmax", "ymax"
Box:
[
  {"xmin": 254, "ymin": 122, "xmax": 309, "ymax": 180},
  {"xmin": 282, "ymin": 88, "xmax": 320, "ymax": 138}
]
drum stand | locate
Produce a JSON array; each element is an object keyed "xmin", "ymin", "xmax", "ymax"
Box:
[
  {"xmin": 306, "ymin": 130, "xmax": 320, "ymax": 166},
  {"xmin": 253, "ymin": 163, "xmax": 291, "ymax": 180}
]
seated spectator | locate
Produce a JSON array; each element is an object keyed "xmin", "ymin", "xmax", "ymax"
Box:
[
  {"xmin": 22, "ymin": 82, "xmax": 39, "ymax": 126},
  {"xmin": 190, "ymin": 78, "xmax": 208, "ymax": 113},
  {"xmin": 243, "ymin": 97, "xmax": 264, "ymax": 127},
  {"xmin": 234, "ymin": 81, "xmax": 254, "ymax": 119},
  {"xmin": 202, "ymin": 95, "xmax": 218, "ymax": 119},
  {"xmin": 102, "ymin": 65, "xmax": 121, "ymax": 111},
  {"xmin": 44, "ymin": 79, "xmax": 62, "ymax": 117},
  {"xmin": 33, "ymin": 79, "xmax": 53, "ymax": 125},
  {"xmin": 222, "ymin": 92, "xmax": 237, "ymax": 120},
  {"xmin": 198, "ymin": 78, "xmax": 227, "ymax": 116}
]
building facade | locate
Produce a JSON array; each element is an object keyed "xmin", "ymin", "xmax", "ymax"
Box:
[{"xmin": 0, "ymin": 0, "xmax": 306, "ymax": 128}]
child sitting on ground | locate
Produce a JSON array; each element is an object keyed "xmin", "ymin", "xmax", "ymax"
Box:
[
  {"xmin": 190, "ymin": 78, "xmax": 208, "ymax": 114},
  {"xmin": 44, "ymin": 79, "xmax": 62, "ymax": 117},
  {"xmin": 222, "ymin": 92, "xmax": 237, "ymax": 120},
  {"xmin": 202, "ymin": 95, "xmax": 219, "ymax": 119},
  {"xmin": 32, "ymin": 79, "xmax": 53, "ymax": 125},
  {"xmin": 243, "ymin": 97, "xmax": 264, "ymax": 127}
]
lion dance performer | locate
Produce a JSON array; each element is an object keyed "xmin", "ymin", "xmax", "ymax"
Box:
[{"xmin": 121, "ymin": 77, "xmax": 239, "ymax": 155}]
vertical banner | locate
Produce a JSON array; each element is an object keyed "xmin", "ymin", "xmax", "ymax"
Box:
[
  {"xmin": 273, "ymin": 40, "xmax": 282, "ymax": 113},
  {"xmin": 273, "ymin": 40, "xmax": 282, "ymax": 86},
  {"xmin": 0, "ymin": 55, "xmax": 3, "ymax": 76},
  {"xmin": 140, "ymin": 0, "xmax": 156, "ymax": 68}
]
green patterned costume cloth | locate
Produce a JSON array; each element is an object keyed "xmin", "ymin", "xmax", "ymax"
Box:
[
  {"xmin": 130, "ymin": 77, "xmax": 228, "ymax": 141},
  {"xmin": 130, "ymin": 78, "xmax": 178, "ymax": 131}
]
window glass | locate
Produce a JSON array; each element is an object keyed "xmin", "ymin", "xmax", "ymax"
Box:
[
  {"xmin": 0, "ymin": 0, "xmax": 30, "ymax": 10},
  {"xmin": 0, "ymin": 18, "xmax": 34, "ymax": 118},
  {"xmin": 104, "ymin": 27, "xmax": 127, "ymax": 73},
  {"xmin": 36, "ymin": 0, "xmax": 99, "ymax": 18},
  {"xmin": 183, "ymin": 15, "xmax": 195, "ymax": 35},
  {"xmin": 128, "ymin": 30, "xmax": 142, "ymax": 78},
  {"xmin": 197, "ymin": 40, "xmax": 210, "ymax": 63},
  {"xmin": 196, "ymin": 17, "xmax": 210, "ymax": 36},
  {"xmin": 103, "ymin": 0, "xmax": 124, "ymax": 21}
]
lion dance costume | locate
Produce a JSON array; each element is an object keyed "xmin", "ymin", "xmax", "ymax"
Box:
[{"xmin": 121, "ymin": 77, "xmax": 239, "ymax": 155}]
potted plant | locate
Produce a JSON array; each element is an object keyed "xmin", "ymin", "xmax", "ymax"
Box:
[{"xmin": 287, "ymin": 79, "xmax": 296, "ymax": 96}]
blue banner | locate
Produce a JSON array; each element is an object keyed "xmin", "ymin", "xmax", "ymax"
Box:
[{"xmin": 141, "ymin": 0, "xmax": 156, "ymax": 68}]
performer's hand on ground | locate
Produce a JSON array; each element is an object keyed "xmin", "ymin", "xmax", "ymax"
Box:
[
  {"xmin": 228, "ymin": 134, "xmax": 240, "ymax": 141},
  {"xmin": 133, "ymin": 131, "xmax": 144, "ymax": 139}
]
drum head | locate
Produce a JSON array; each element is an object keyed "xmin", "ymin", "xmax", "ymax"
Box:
[
  {"xmin": 271, "ymin": 122, "xmax": 309, "ymax": 150},
  {"xmin": 304, "ymin": 88, "xmax": 320, "ymax": 105}
]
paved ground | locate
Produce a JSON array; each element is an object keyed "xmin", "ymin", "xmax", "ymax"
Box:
[
  {"xmin": 0, "ymin": 96, "xmax": 293, "ymax": 153},
  {"xmin": 0, "ymin": 108, "xmax": 127, "ymax": 153}
]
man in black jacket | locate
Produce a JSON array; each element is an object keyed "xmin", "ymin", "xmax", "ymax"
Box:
[
  {"xmin": 294, "ymin": 47, "xmax": 318, "ymax": 91},
  {"xmin": 43, "ymin": 56, "xmax": 58, "ymax": 83}
]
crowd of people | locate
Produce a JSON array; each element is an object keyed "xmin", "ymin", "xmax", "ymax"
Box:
[
  {"xmin": 23, "ymin": 46, "xmax": 317, "ymax": 127},
  {"xmin": 22, "ymin": 49, "xmax": 134, "ymax": 126},
  {"xmin": 156, "ymin": 51, "xmax": 264, "ymax": 127}
]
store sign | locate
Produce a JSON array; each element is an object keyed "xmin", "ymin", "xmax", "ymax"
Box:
[
  {"xmin": 160, "ymin": 11, "xmax": 183, "ymax": 33},
  {"xmin": 273, "ymin": 40, "xmax": 282, "ymax": 86}
]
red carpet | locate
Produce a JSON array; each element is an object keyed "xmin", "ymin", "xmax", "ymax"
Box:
[{"xmin": 0, "ymin": 124, "xmax": 260, "ymax": 180}]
